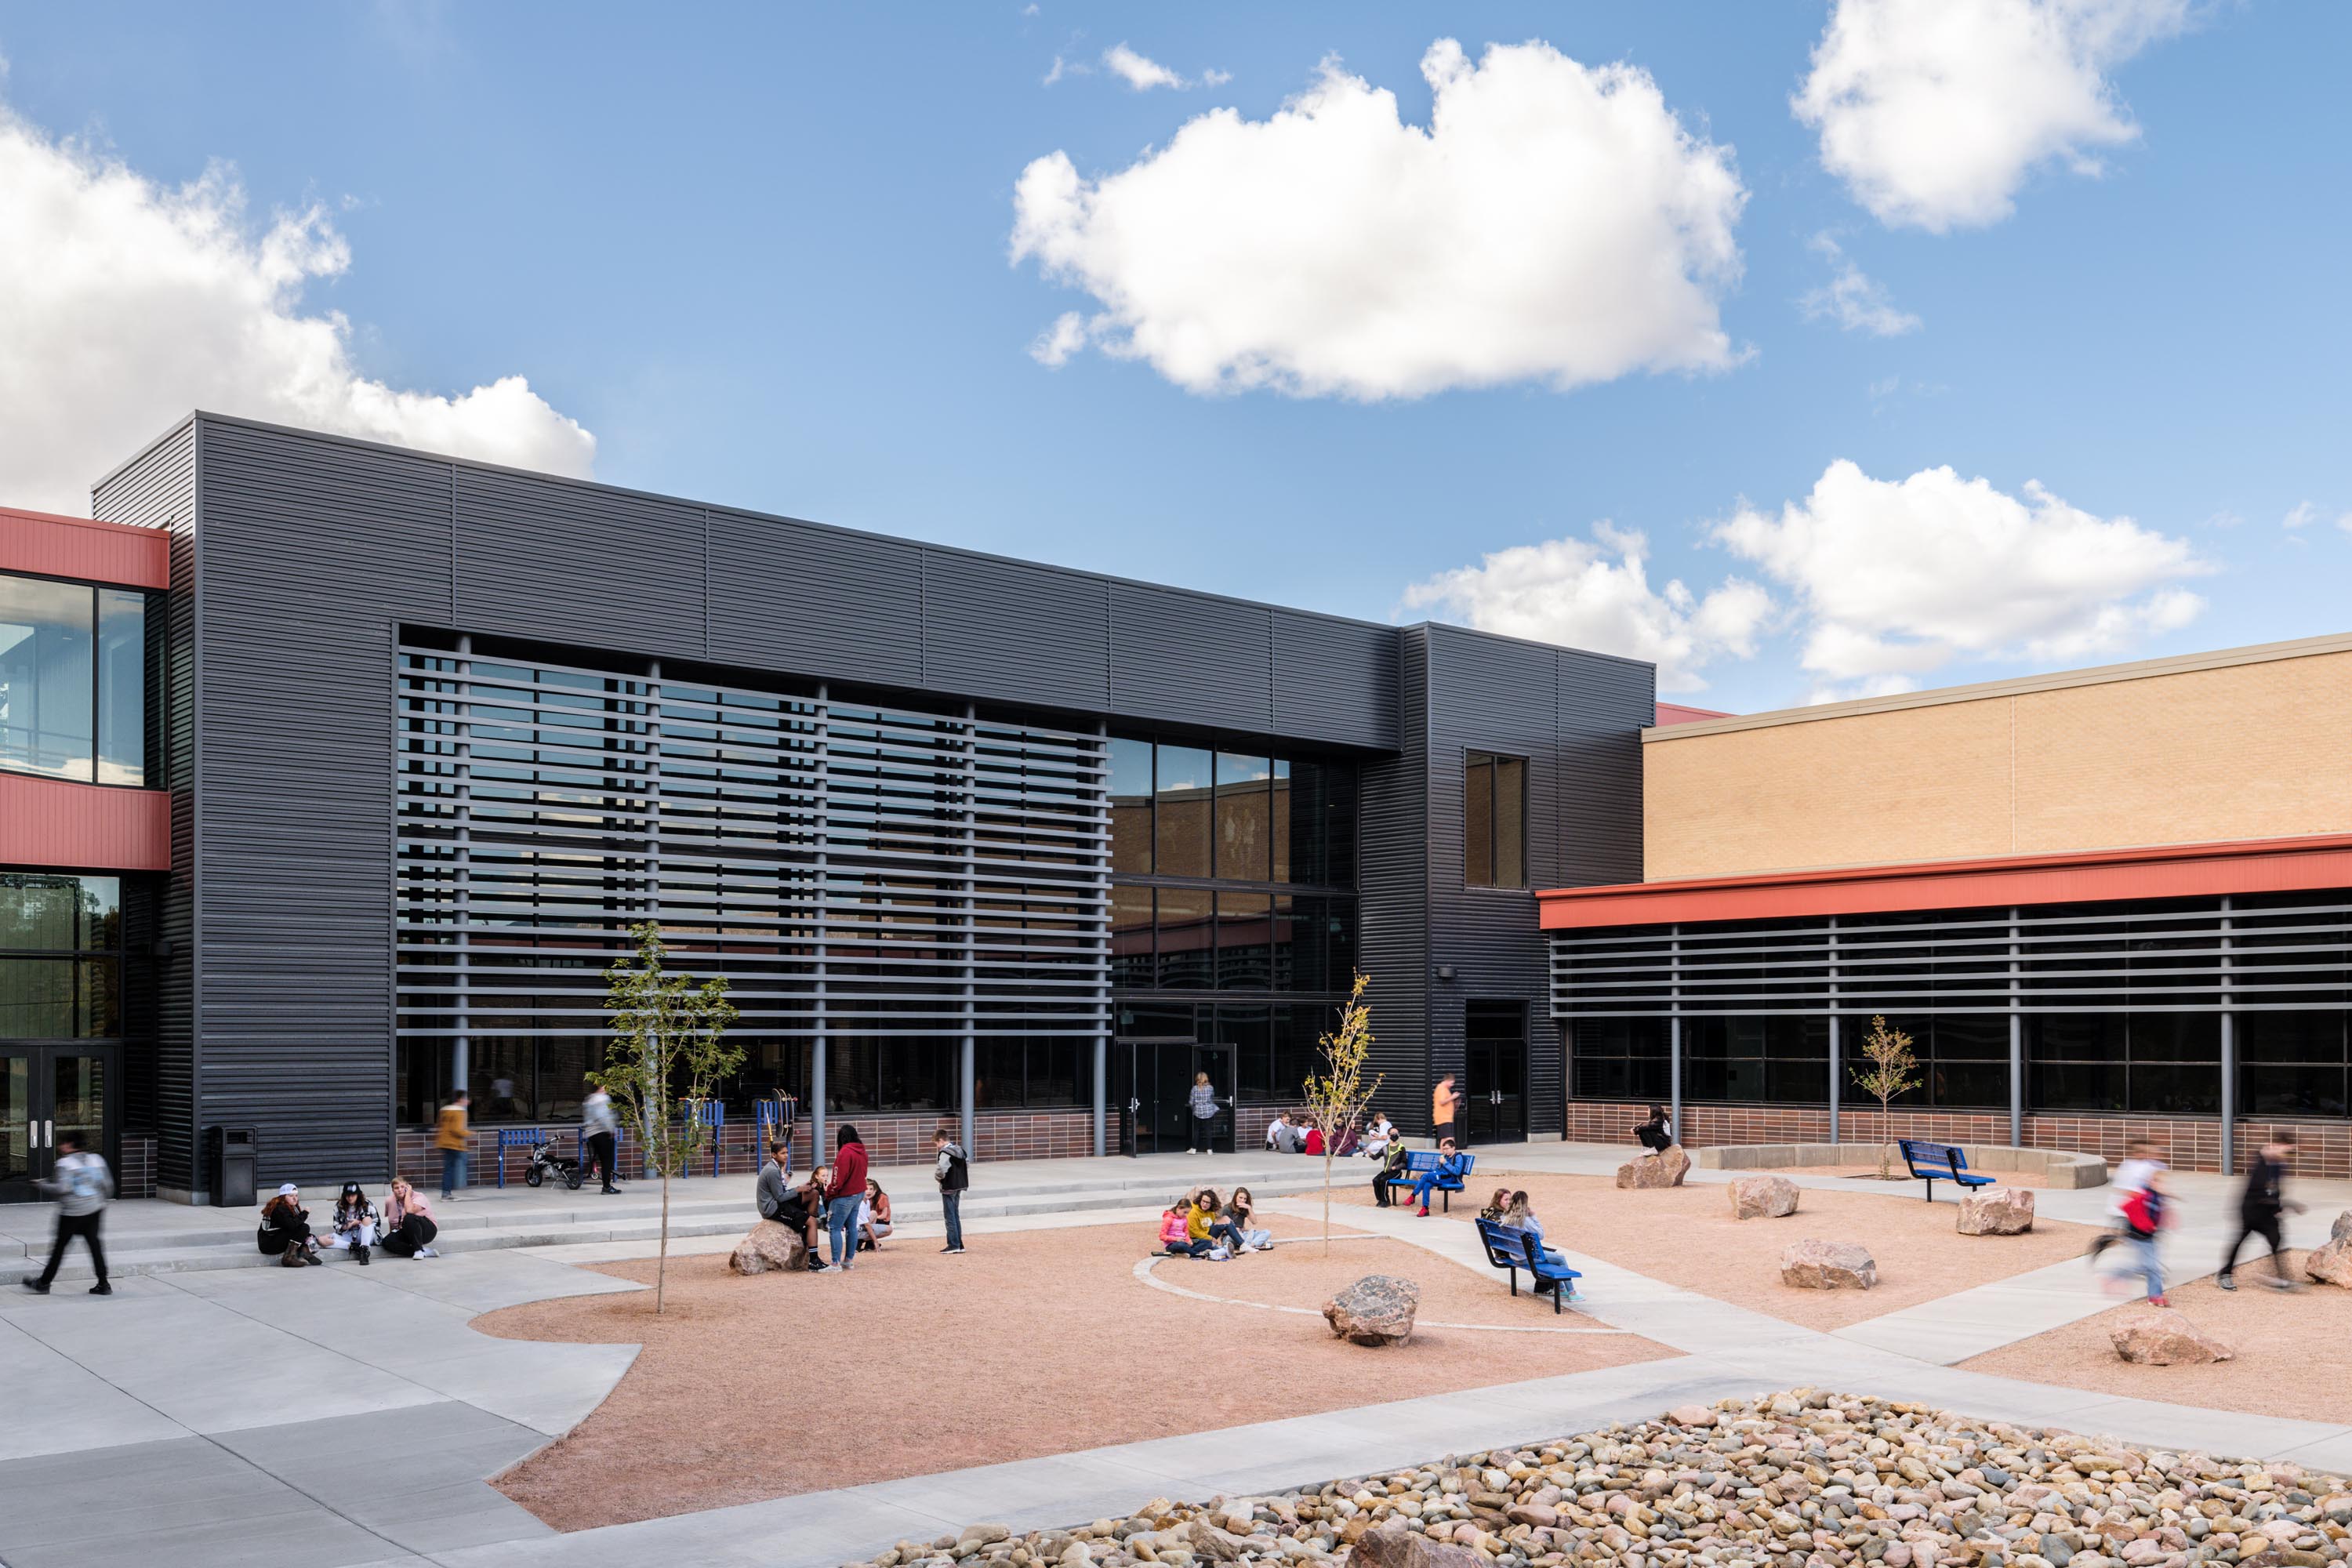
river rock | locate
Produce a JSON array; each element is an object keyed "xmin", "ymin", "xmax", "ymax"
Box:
[
  {"xmin": 1352, "ymin": 1522, "xmax": 1483, "ymax": 1568},
  {"xmin": 2307, "ymin": 1236, "xmax": 2352, "ymax": 1289},
  {"xmin": 727, "ymin": 1218, "xmax": 808, "ymax": 1274},
  {"xmin": 1730, "ymin": 1174, "xmax": 1801, "ymax": 1219},
  {"xmin": 2111, "ymin": 1307, "xmax": 2234, "ymax": 1364},
  {"xmin": 1780, "ymin": 1239, "xmax": 1878, "ymax": 1289},
  {"xmin": 1323, "ymin": 1275, "xmax": 1420, "ymax": 1345},
  {"xmin": 1617, "ymin": 1145, "xmax": 1692, "ymax": 1189},
  {"xmin": 1957, "ymin": 1185, "xmax": 2036, "ymax": 1236}
]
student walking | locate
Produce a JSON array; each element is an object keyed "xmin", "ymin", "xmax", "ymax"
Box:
[
  {"xmin": 2219, "ymin": 1134, "xmax": 2307, "ymax": 1291},
  {"xmin": 2088, "ymin": 1138, "xmax": 2164, "ymax": 1264},
  {"xmin": 436, "ymin": 1091, "xmax": 471, "ymax": 1200},
  {"xmin": 2114, "ymin": 1171, "xmax": 2172, "ymax": 1305},
  {"xmin": 1186, "ymin": 1072, "xmax": 1220, "ymax": 1153},
  {"xmin": 23, "ymin": 1131, "xmax": 113, "ymax": 1295},
  {"xmin": 933, "ymin": 1128, "xmax": 967, "ymax": 1254},
  {"xmin": 379, "ymin": 1178, "xmax": 440, "ymax": 1258},
  {"xmin": 1431, "ymin": 1075, "xmax": 1461, "ymax": 1148},
  {"xmin": 581, "ymin": 1084, "xmax": 621, "ymax": 1194},
  {"xmin": 823, "ymin": 1126, "xmax": 869, "ymax": 1272}
]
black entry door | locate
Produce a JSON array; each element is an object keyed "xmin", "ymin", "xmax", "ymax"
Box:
[
  {"xmin": 1190, "ymin": 1043, "xmax": 1236, "ymax": 1154},
  {"xmin": 1464, "ymin": 1003, "xmax": 1527, "ymax": 1145},
  {"xmin": 1113, "ymin": 1037, "xmax": 1200, "ymax": 1156},
  {"xmin": 1, "ymin": 1044, "xmax": 118, "ymax": 1204}
]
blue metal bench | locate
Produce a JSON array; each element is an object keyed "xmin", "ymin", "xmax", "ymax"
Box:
[
  {"xmin": 1896, "ymin": 1138, "xmax": 1995, "ymax": 1203},
  {"xmin": 1381, "ymin": 1149, "xmax": 1475, "ymax": 1210},
  {"xmin": 1474, "ymin": 1218, "xmax": 1583, "ymax": 1313}
]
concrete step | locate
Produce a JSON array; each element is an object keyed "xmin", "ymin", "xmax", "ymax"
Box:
[{"xmin": 0, "ymin": 1167, "xmax": 1348, "ymax": 1283}]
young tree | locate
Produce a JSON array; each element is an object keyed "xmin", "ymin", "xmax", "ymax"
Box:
[
  {"xmin": 1851, "ymin": 1014, "xmax": 1922, "ymax": 1180},
  {"xmin": 1301, "ymin": 971, "xmax": 1381, "ymax": 1253},
  {"xmin": 592, "ymin": 921, "xmax": 742, "ymax": 1313}
]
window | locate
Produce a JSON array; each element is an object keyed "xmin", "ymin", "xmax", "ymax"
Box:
[
  {"xmin": 1572, "ymin": 1018, "xmax": 1671, "ymax": 1101},
  {"xmin": 0, "ymin": 574, "xmax": 148, "ymax": 787},
  {"xmin": 1109, "ymin": 737, "xmax": 1153, "ymax": 875},
  {"xmin": 1153, "ymin": 746, "xmax": 1213, "ymax": 878},
  {"xmin": 2027, "ymin": 1013, "xmax": 2220, "ymax": 1114},
  {"xmin": 1214, "ymin": 753, "xmax": 1271, "ymax": 881},
  {"xmin": 0, "ymin": 873, "xmax": 122, "ymax": 1040},
  {"xmin": 1464, "ymin": 751, "xmax": 1526, "ymax": 888},
  {"xmin": 2238, "ymin": 1011, "xmax": 2348, "ymax": 1116}
]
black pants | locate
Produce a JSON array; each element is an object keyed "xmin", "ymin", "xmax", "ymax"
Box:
[
  {"xmin": 1373, "ymin": 1167, "xmax": 1395, "ymax": 1207},
  {"xmin": 37, "ymin": 1210, "xmax": 107, "ymax": 1287},
  {"xmin": 586, "ymin": 1131, "xmax": 618, "ymax": 1189},
  {"xmin": 2220, "ymin": 1214, "xmax": 2285, "ymax": 1282},
  {"xmin": 379, "ymin": 1214, "xmax": 437, "ymax": 1257},
  {"xmin": 1432, "ymin": 1121, "xmax": 1456, "ymax": 1149},
  {"xmin": 1189, "ymin": 1116, "xmax": 1216, "ymax": 1152},
  {"xmin": 1637, "ymin": 1127, "xmax": 1671, "ymax": 1153}
]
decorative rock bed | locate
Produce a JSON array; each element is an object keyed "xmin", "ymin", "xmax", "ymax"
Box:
[{"xmin": 837, "ymin": 1392, "xmax": 2352, "ymax": 1568}]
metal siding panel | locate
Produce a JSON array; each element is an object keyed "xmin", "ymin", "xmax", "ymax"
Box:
[
  {"xmin": 1272, "ymin": 612, "xmax": 1398, "ymax": 750},
  {"xmin": 90, "ymin": 419, "xmax": 199, "ymax": 1190},
  {"xmin": 706, "ymin": 508, "xmax": 926, "ymax": 686},
  {"xmin": 922, "ymin": 550, "xmax": 1110, "ymax": 711},
  {"xmin": 1356, "ymin": 628, "xmax": 1428, "ymax": 1125},
  {"xmin": 1108, "ymin": 583, "xmax": 1272, "ymax": 731},
  {"xmin": 455, "ymin": 467, "xmax": 707, "ymax": 659}
]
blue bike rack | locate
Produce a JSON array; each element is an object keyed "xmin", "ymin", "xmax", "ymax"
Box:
[
  {"xmin": 495, "ymin": 1127, "xmax": 543, "ymax": 1189},
  {"xmin": 687, "ymin": 1099, "xmax": 724, "ymax": 1178}
]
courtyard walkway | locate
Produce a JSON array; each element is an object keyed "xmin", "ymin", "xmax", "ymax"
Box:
[{"xmin": 2, "ymin": 1142, "xmax": 2347, "ymax": 1568}]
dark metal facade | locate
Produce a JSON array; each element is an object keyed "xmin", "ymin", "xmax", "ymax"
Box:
[{"xmin": 89, "ymin": 412, "xmax": 1649, "ymax": 1192}]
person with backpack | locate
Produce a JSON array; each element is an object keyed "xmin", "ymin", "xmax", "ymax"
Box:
[
  {"xmin": 2088, "ymin": 1138, "xmax": 2165, "ymax": 1265},
  {"xmin": 932, "ymin": 1127, "xmax": 968, "ymax": 1254},
  {"xmin": 2219, "ymin": 1134, "xmax": 2307, "ymax": 1291},
  {"xmin": 2114, "ymin": 1171, "xmax": 2173, "ymax": 1306},
  {"xmin": 22, "ymin": 1130, "xmax": 114, "ymax": 1295}
]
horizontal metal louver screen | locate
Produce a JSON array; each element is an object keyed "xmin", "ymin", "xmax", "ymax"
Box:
[
  {"xmin": 1552, "ymin": 897, "xmax": 2352, "ymax": 1017},
  {"xmin": 395, "ymin": 641, "xmax": 1110, "ymax": 1062}
]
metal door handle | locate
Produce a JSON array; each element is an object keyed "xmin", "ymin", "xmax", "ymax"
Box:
[{"xmin": 44, "ymin": 1119, "xmax": 53, "ymax": 1148}]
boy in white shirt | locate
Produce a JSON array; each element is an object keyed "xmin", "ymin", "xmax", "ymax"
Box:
[{"xmin": 2089, "ymin": 1138, "xmax": 2165, "ymax": 1264}]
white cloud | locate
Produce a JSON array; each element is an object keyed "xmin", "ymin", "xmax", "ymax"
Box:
[
  {"xmin": 1042, "ymin": 53, "xmax": 1089, "ymax": 86},
  {"xmin": 1715, "ymin": 459, "xmax": 2209, "ymax": 682},
  {"xmin": 1011, "ymin": 38, "xmax": 1748, "ymax": 399},
  {"xmin": 1398, "ymin": 523, "xmax": 1774, "ymax": 693},
  {"xmin": 2283, "ymin": 500, "xmax": 2324, "ymax": 530},
  {"xmin": 1029, "ymin": 310, "xmax": 1091, "ymax": 367},
  {"xmin": 1793, "ymin": 0, "xmax": 2190, "ymax": 231},
  {"xmin": 0, "ymin": 89, "xmax": 592, "ymax": 515},
  {"xmin": 1103, "ymin": 44, "xmax": 1188, "ymax": 91},
  {"xmin": 1800, "ymin": 233, "xmax": 1921, "ymax": 336}
]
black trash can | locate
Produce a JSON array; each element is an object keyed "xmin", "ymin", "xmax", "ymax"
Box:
[{"xmin": 209, "ymin": 1125, "xmax": 257, "ymax": 1208}]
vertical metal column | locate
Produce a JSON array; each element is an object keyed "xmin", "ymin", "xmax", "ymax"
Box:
[
  {"xmin": 2219, "ymin": 895, "xmax": 2236, "ymax": 1176},
  {"xmin": 1826, "ymin": 915, "xmax": 1840, "ymax": 1145},
  {"xmin": 1091, "ymin": 722, "xmax": 1109, "ymax": 1158},
  {"xmin": 452, "ymin": 635, "xmax": 472, "ymax": 1102},
  {"xmin": 1668, "ymin": 924, "xmax": 1682, "ymax": 1139},
  {"xmin": 2008, "ymin": 906, "xmax": 2024, "ymax": 1147},
  {"xmin": 959, "ymin": 703, "xmax": 977, "ymax": 1161},
  {"xmin": 810, "ymin": 683, "xmax": 828, "ymax": 1161},
  {"xmin": 643, "ymin": 661, "xmax": 662, "ymax": 1176}
]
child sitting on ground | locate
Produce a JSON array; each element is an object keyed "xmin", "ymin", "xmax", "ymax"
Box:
[{"xmin": 1160, "ymin": 1196, "xmax": 1211, "ymax": 1258}]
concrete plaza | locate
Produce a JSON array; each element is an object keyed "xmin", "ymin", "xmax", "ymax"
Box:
[{"xmin": 4, "ymin": 1143, "xmax": 2349, "ymax": 1568}]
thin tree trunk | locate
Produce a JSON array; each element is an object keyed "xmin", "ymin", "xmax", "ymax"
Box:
[
  {"xmin": 1323, "ymin": 1145, "xmax": 1334, "ymax": 1254},
  {"xmin": 657, "ymin": 1167, "xmax": 671, "ymax": 1313}
]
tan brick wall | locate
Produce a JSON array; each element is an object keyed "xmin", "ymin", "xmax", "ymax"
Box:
[{"xmin": 1646, "ymin": 645, "xmax": 2352, "ymax": 880}]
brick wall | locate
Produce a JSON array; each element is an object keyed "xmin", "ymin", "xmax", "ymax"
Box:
[{"xmin": 1565, "ymin": 1098, "xmax": 2352, "ymax": 1178}]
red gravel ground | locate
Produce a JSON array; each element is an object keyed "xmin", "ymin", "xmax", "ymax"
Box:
[
  {"xmin": 477, "ymin": 1209, "xmax": 1671, "ymax": 1530},
  {"xmin": 1334, "ymin": 1170, "xmax": 2092, "ymax": 1330},
  {"xmin": 1962, "ymin": 1250, "xmax": 2352, "ymax": 1422}
]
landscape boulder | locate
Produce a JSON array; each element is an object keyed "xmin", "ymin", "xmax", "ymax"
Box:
[
  {"xmin": 1957, "ymin": 1185, "xmax": 2037, "ymax": 1236},
  {"xmin": 727, "ymin": 1218, "xmax": 808, "ymax": 1275},
  {"xmin": 2332, "ymin": 1209, "xmax": 2352, "ymax": 1243},
  {"xmin": 1617, "ymin": 1145, "xmax": 1692, "ymax": 1189},
  {"xmin": 1730, "ymin": 1174, "xmax": 1800, "ymax": 1219},
  {"xmin": 1352, "ymin": 1522, "xmax": 1484, "ymax": 1568},
  {"xmin": 2111, "ymin": 1308, "xmax": 2234, "ymax": 1364},
  {"xmin": 2306, "ymin": 1236, "xmax": 2352, "ymax": 1289},
  {"xmin": 1780, "ymin": 1239, "xmax": 1878, "ymax": 1290},
  {"xmin": 1323, "ymin": 1274, "xmax": 1421, "ymax": 1345}
]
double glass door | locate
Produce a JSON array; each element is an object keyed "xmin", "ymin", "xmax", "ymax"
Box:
[
  {"xmin": 1, "ymin": 1045, "xmax": 114, "ymax": 1204},
  {"xmin": 1113, "ymin": 1038, "xmax": 1237, "ymax": 1156},
  {"xmin": 1464, "ymin": 1002, "xmax": 1527, "ymax": 1145}
]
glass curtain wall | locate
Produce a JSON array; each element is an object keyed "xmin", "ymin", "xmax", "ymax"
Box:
[
  {"xmin": 1109, "ymin": 734, "xmax": 1359, "ymax": 1104},
  {"xmin": 0, "ymin": 572, "xmax": 147, "ymax": 786},
  {"xmin": 0, "ymin": 874, "xmax": 123, "ymax": 1040}
]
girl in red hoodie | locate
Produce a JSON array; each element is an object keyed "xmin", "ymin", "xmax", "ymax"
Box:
[{"xmin": 824, "ymin": 1127, "xmax": 869, "ymax": 1272}]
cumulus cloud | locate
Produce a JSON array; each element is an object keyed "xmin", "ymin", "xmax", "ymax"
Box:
[
  {"xmin": 1011, "ymin": 38, "xmax": 1748, "ymax": 399},
  {"xmin": 1800, "ymin": 233, "xmax": 1920, "ymax": 336},
  {"xmin": 1103, "ymin": 44, "xmax": 1186, "ymax": 90},
  {"xmin": 1398, "ymin": 523, "xmax": 1773, "ymax": 693},
  {"xmin": 1029, "ymin": 310, "xmax": 1091, "ymax": 367},
  {"xmin": 0, "ymin": 83, "xmax": 593, "ymax": 512},
  {"xmin": 1794, "ymin": 0, "xmax": 2190, "ymax": 230},
  {"xmin": 1715, "ymin": 459, "xmax": 2209, "ymax": 683}
]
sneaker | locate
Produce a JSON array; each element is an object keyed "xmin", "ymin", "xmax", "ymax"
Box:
[
  {"xmin": 806, "ymin": 1259, "xmax": 828, "ymax": 1272},
  {"xmin": 356, "ymin": 1246, "xmax": 371, "ymax": 1266},
  {"xmin": 1417, "ymin": 1207, "xmax": 1429, "ymax": 1217},
  {"xmin": 601, "ymin": 1187, "xmax": 621, "ymax": 1195},
  {"xmin": 2148, "ymin": 1295, "xmax": 2169, "ymax": 1308},
  {"xmin": 839, "ymin": 1262, "xmax": 855, "ymax": 1272},
  {"xmin": 89, "ymin": 1281, "xmax": 112, "ymax": 1296},
  {"xmin": 2217, "ymin": 1276, "xmax": 2237, "ymax": 1291},
  {"xmin": 416, "ymin": 1247, "xmax": 439, "ymax": 1258},
  {"xmin": 21, "ymin": 1279, "xmax": 49, "ymax": 1295},
  {"xmin": 2260, "ymin": 1276, "xmax": 2299, "ymax": 1291}
]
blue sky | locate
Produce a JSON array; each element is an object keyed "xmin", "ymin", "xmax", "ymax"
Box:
[{"xmin": 1, "ymin": 2, "xmax": 2347, "ymax": 712}]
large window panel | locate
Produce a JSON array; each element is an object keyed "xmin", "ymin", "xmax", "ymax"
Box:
[
  {"xmin": 1216, "ymin": 892, "xmax": 1273, "ymax": 990},
  {"xmin": 0, "ymin": 574, "xmax": 95, "ymax": 781},
  {"xmin": 1109, "ymin": 737, "xmax": 1154, "ymax": 875},
  {"xmin": 1464, "ymin": 751, "xmax": 1526, "ymax": 889},
  {"xmin": 1156, "ymin": 887, "xmax": 1213, "ymax": 990},
  {"xmin": 1153, "ymin": 745, "xmax": 1213, "ymax": 878},
  {"xmin": 1214, "ymin": 753, "xmax": 1270, "ymax": 881},
  {"xmin": 96, "ymin": 588, "xmax": 147, "ymax": 786},
  {"xmin": 1465, "ymin": 754, "xmax": 1494, "ymax": 887},
  {"xmin": 1110, "ymin": 885, "xmax": 1155, "ymax": 989}
]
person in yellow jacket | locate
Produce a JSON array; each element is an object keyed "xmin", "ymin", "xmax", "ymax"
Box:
[{"xmin": 436, "ymin": 1091, "xmax": 471, "ymax": 1200}]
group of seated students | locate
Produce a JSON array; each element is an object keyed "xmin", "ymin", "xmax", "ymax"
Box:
[
  {"xmin": 1477, "ymin": 1185, "xmax": 1568, "ymax": 1266},
  {"xmin": 1369, "ymin": 1134, "xmax": 1472, "ymax": 1215},
  {"xmin": 1263, "ymin": 1110, "xmax": 1397, "ymax": 1158},
  {"xmin": 1156, "ymin": 1185, "xmax": 1271, "ymax": 1259},
  {"xmin": 256, "ymin": 1176, "xmax": 441, "ymax": 1267},
  {"xmin": 756, "ymin": 1149, "xmax": 891, "ymax": 1272}
]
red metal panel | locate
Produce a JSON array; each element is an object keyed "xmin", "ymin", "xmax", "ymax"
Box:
[
  {"xmin": 0, "ymin": 771, "xmax": 172, "ymax": 873},
  {"xmin": 1537, "ymin": 832, "xmax": 2352, "ymax": 929},
  {"xmin": 0, "ymin": 506, "xmax": 172, "ymax": 590},
  {"xmin": 1653, "ymin": 702, "xmax": 1733, "ymax": 728}
]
